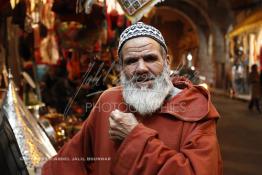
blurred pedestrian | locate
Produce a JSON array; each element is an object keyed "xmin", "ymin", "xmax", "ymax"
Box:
[{"xmin": 248, "ymin": 64, "xmax": 261, "ymax": 112}]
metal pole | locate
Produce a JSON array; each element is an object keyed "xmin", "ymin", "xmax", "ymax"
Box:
[
  {"xmin": 2, "ymin": 17, "xmax": 9, "ymax": 87},
  {"xmin": 3, "ymin": 17, "xmax": 8, "ymax": 71},
  {"xmin": 32, "ymin": 25, "xmax": 42, "ymax": 101}
]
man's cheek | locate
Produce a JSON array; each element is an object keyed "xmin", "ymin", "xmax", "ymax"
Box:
[
  {"xmin": 123, "ymin": 67, "xmax": 135, "ymax": 79},
  {"xmin": 150, "ymin": 63, "xmax": 164, "ymax": 75}
]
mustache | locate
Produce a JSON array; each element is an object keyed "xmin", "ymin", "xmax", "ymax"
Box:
[{"xmin": 129, "ymin": 74, "xmax": 156, "ymax": 83}]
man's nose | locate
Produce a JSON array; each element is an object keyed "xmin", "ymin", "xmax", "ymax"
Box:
[{"xmin": 135, "ymin": 59, "xmax": 149, "ymax": 74}]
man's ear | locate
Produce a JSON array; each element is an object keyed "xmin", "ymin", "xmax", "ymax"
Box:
[{"xmin": 166, "ymin": 54, "xmax": 171, "ymax": 66}]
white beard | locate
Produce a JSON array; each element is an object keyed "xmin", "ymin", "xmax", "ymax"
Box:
[{"xmin": 120, "ymin": 65, "xmax": 173, "ymax": 116}]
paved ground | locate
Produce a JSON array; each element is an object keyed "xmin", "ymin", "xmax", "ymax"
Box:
[{"xmin": 212, "ymin": 94, "xmax": 262, "ymax": 175}]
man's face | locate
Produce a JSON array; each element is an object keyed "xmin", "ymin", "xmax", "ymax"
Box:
[{"xmin": 121, "ymin": 37, "xmax": 165, "ymax": 88}]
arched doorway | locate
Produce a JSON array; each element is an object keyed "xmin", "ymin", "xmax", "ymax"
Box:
[{"xmin": 145, "ymin": 7, "xmax": 199, "ymax": 71}]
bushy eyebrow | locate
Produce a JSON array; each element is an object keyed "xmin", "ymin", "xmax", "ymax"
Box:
[
  {"xmin": 123, "ymin": 53, "xmax": 159, "ymax": 65},
  {"xmin": 143, "ymin": 53, "xmax": 158, "ymax": 60},
  {"xmin": 123, "ymin": 57, "xmax": 137, "ymax": 65}
]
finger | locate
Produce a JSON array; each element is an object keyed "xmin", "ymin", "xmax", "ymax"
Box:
[
  {"xmin": 111, "ymin": 109, "xmax": 120, "ymax": 116},
  {"xmin": 110, "ymin": 111, "xmax": 137, "ymax": 131},
  {"xmin": 109, "ymin": 124, "xmax": 127, "ymax": 135},
  {"xmin": 109, "ymin": 135, "xmax": 123, "ymax": 140},
  {"xmin": 109, "ymin": 128, "xmax": 125, "ymax": 137},
  {"xmin": 115, "ymin": 110, "xmax": 132, "ymax": 117},
  {"xmin": 110, "ymin": 109, "xmax": 123, "ymax": 121},
  {"xmin": 109, "ymin": 129, "xmax": 125, "ymax": 138},
  {"xmin": 109, "ymin": 117, "xmax": 118, "ymax": 128},
  {"xmin": 109, "ymin": 118, "xmax": 123, "ymax": 133},
  {"xmin": 109, "ymin": 119, "xmax": 126, "ymax": 134},
  {"xmin": 109, "ymin": 116, "xmax": 114, "ymax": 124},
  {"xmin": 112, "ymin": 110, "xmax": 135, "ymax": 120}
]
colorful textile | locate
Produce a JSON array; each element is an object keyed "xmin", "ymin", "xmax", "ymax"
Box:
[{"xmin": 117, "ymin": 0, "xmax": 164, "ymax": 23}]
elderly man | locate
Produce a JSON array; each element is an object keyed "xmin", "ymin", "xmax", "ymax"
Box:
[{"xmin": 42, "ymin": 22, "xmax": 222, "ymax": 175}]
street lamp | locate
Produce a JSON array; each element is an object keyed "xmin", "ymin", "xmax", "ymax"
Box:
[
  {"xmin": 187, "ymin": 53, "xmax": 193, "ymax": 68},
  {"xmin": 187, "ymin": 53, "xmax": 192, "ymax": 61}
]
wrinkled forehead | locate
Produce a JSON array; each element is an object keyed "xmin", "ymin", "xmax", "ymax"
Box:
[{"xmin": 121, "ymin": 37, "xmax": 162, "ymax": 57}]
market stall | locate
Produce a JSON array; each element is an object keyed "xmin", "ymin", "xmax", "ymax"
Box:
[
  {"xmin": 0, "ymin": 1, "xmax": 165, "ymax": 174},
  {"xmin": 228, "ymin": 10, "xmax": 262, "ymax": 95}
]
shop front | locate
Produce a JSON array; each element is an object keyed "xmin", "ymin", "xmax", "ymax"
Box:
[{"xmin": 228, "ymin": 10, "xmax": 262, "ymax": 96}]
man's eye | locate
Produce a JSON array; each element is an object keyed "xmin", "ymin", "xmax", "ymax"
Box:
[
  {"xmin": 125, "ymin": 58, "xmax": 137, "ymax": 65},
  {"xmin": 144, "ymin": 55, "xmax": 157, "ymax": 62}
]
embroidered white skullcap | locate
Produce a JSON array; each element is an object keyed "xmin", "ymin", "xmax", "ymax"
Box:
[{"xmin": 118, "ymin": 22, "xmax": 168, "ymax": 55}]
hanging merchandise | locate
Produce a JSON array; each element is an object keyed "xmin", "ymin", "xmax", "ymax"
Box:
[
  {"xmin": 57, "ymin": 21, "xmax": 103, "ymax": 51},
  {"xmin": 106, "ymin": 9, "xmax": 118, "ymax": 44},
  {"xmin": 39, "ymin": 0, "xmax": 61, "ymax": 65},
  {"xmin": 52, "ymin": 0, "xmax": 76, "ymax": 16},
  {"xmin": 259, "ymin": 46, "xmax": 262, "ymax": 70},
  {"xmin": 109, "ymin": 9, "xmax": 119, "ymax": 30},
  {"xmin": 41, "ymin": 0, "xmax": 56, "ymax": 30},
  {"xmin": 106, "ymin": 3, "xmax": 130, "ymax": 46},
  {"xmin": 11, "ymin": 1, "xmax": 26, "ymax": 29},
  {"xmin": 116, "ymin": 0, "xmax": 164, "ymax": 23},
  {"xmin": 100, "ymin": 22, "xmax": 108, "ymax": 45},
  {"xmin": 66, "ymin": 51, "xmax": 81, "ymax": 80},
  {"xmin": 76, "ymin": 0, "xmax": 96, "ymax": 14},
  {"xmin": 53, "ymin": 0, "xmax": 104, "ymax": 24},
  {"xmin": 40, "ymin": 33, "xmax": 60, "ymax": 64},
  {"xmin": 54, "ymin": 2, "xmax": 105, "ymax": 50}
]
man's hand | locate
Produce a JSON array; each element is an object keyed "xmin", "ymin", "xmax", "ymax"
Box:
[{"xmin": 109, "ymin": 109, "xmax": 139, "ymax": 140}]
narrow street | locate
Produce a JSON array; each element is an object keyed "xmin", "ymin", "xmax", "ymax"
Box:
[{"xmin": 213, "ymin": 94, "xmax": 262, "ymax": 175}]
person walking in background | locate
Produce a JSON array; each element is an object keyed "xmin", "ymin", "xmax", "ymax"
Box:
[{"xmin": 248, "ymin": 64, "xmax": 261, "ymax": 112}]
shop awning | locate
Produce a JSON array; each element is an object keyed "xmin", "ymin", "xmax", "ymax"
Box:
[{"xmin": 229, "ymin": 10, "xmax": 262, "ymax": 38}]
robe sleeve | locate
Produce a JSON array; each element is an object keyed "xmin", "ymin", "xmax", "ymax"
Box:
[
  {"xmin": 41, "ymin": 110, "xmax": 96, "ymax": 175},
  {"xmin": 111, "ymin": 119, "xmax": 222, "ymax": 175}
]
